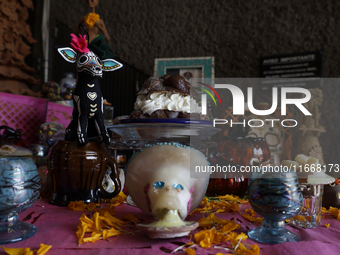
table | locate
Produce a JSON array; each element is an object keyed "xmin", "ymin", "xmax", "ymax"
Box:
[{"xmin": 3, "ymin": 198, "xmax": 340, "ymax": 255}]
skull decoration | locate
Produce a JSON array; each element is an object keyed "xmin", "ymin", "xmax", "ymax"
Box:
[{"xmin": 126, "ymin": 143, "xmax": 210, "ymax": 238}]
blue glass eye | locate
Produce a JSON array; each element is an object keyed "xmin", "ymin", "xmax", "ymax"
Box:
[
  {"xmin": 153, "ymin": 181, "xmax": 164, "ymax": 189},
  {"xmin": 173, "ymin": 183, "xmax": 184, "ymax": 190}
]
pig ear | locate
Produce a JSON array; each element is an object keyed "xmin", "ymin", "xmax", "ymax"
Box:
[
  {"xmin": 56, "ymin": 47, "xmax": 77, "ymax": 63},
  {"xmin": 101, "ymin": 59, "xmax": 123, "ymax": 71}
]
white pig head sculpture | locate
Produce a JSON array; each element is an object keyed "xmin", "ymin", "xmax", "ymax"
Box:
[{"xmin": 126, "ymin": 143, "xmax": 210, "ymax": 222}]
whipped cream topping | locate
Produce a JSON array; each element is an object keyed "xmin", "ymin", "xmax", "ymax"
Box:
[{"xmin": 134, "ymin": 92, "xmax": 201, "ymax": 115}]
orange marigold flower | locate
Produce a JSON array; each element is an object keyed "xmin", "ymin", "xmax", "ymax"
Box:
[
  {"xmin": 84, "ymin": 12, "xmax": 100, "ymax": 29},
  {"xmin": 195, "ymin": 229, "xmax": 216, "ymax": 248}
]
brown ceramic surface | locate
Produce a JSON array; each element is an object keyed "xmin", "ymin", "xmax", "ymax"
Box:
[{"xmin": 48, "ymin": 140, "xmax": 121, "ymax": 206}]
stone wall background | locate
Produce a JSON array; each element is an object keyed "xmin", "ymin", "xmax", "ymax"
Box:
[
  {"xmin": 31, "ymin": 0, "xmax": 340, "ymax": 166},
  {"xmin": 48, "ymin": 0, "xmax": 340, "ymax": 78}
]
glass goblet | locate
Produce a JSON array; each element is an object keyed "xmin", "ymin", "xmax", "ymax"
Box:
[
  {"xmin": 0, "ymin": 157, "xmax": 41, "ymax": 244},
  {"xmin": 247, "ymin": 168, "xmax": 302, "ymax": 244}
]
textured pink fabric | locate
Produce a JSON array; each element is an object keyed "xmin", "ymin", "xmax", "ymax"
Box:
[{"xmin": 3, "ymin": 198, "xmax": 340, "ymax": 255}]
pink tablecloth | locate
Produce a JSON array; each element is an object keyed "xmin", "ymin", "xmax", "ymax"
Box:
[{"xmin": 2, "ymin": 198, "xmax": 340, "ymax": 255}]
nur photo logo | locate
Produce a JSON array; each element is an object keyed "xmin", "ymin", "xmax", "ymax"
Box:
[{"xmin": 197, "ymin": 80, "xmax": 312, "ymax": 129}]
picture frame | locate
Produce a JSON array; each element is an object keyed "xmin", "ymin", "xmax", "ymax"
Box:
[{"xmin": 154, "ymin": 56, "xmax": 215, "ymax": 86}]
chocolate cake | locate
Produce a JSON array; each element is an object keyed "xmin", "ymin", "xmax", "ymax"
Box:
[{"xmin": 130, "ymin": 75, "xmax": 202, "ymax": 119}]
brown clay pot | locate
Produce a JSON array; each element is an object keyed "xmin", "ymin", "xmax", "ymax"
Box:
[
  {"xmin": 48, "ymin": 140, "xmax": 121, "ymax": 206},
  {"xmin": 323, "ymin": 181, "xmax": 340, "ymax": 209},
  {"xmin": 207, "ymin": 126, "xmax": 271, "ymax": 197}
]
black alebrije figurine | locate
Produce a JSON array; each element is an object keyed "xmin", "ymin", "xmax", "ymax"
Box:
[{"xmin": 56, "ymin": 33, "xmax": 123, "ymax": 146}]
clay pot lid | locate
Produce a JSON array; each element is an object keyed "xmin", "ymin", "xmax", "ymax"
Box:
[{"xmin": 137, "ymin": 221, "xmax": 198, "ymax": 239}]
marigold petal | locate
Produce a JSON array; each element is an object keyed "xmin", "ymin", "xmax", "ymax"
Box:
[
  {"xmin": 102, "ymin": 228, "xmax": 121, "ymax": 240},
  {"xmin": 2, "ymin": 247, "xmax": 31, "ymax": 255},
  {"xmin": 241, "ymin": 213, "xmax": 255, "ymax": 222},
  {"xmin": 99, "ymin": 215, "xmax": 114, "ymax": 228},
  {"xmin": 321, "ymin": 207, "xmax": 329, "ymax": 214},
  {"xmin": 245, "ymin": 208, "xmax": 256, "ymax": 217},
  {"xmin": 103, "ymin": 211, "xmax": 125, "ymax": 227},
  {"xmin": 82, "ymin": 232, "xmax": 102, "ymax": 243},
  {"xmin": 121, "ymin": 213, "xmax": 139, "ymax": 223},
  {"xmin": 118, "ymin": 191, "xmax": 127, "ymax": 199},
  {"xmin": 292, "ymin": 215, "xmax": 307, "ymax": 221},
  {"xmin": 197, "ymin": 218, "xmax": 213, "ymax": 228},
  {"xmin": 221, "ymin": 221, "xmax": 240, "ymax": 233},
  {"xmin": 194, "ymin": 230, "xmax": 209, "ymax": 243},
  {"xmin": 87, "ymin": 202, "xmax": 99, "ymax": 211},
  {"xmin": 235, "ymin": 232, "xmax": 248, "ymax": 241},
  {"xmin": 36, "ymin": 244, "xmax": 52, "ymax": 255},
  {"xmin": 230, "ymin": 202, "xmax": 240, "ymax": 212},
  {"xmin": 92, "ymin": 212, "xmax": 101, "ymax": 231},
  {"xmin": 325, "ymin": 223, "xmax": 330, "ymax": 228},
  {"xmin": 95, "ymin": 206, "xmax": 116, "ymax": 216},
  {"xmin": 213, "ymin": 232, "xmax": 230, "ymax": 244},
  {"xmin": 200, "ymin": 238, "xmax": 212, "ymax": 248},
  {"xmin": 185, "ymin": 248, "xmax": 196, "ymax": 255},
  {"xmin": 68, "ymin": 201, "xmax": 87, "ymax": 211},
  {"xmin": 76, "ymin": 225, "xmax": 86, "ymax": 244},
  {"xmin": 218, "ymin": 194, "xmax": 240, "ymax": 201}
]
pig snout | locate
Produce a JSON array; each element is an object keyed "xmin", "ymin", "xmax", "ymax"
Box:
[{"xmin": 153, "ymin": 194, "xmax": 181, "ymax": 211}]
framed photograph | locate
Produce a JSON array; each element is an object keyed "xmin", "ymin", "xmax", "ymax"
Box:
[{"xmin": 154, "ymin": 56, "xmax": 215, "ymax": 87}]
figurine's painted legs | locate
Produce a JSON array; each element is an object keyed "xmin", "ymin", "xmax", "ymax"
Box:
[
  {"xmin": 93, "ymin": 102, "xmax": 110, "ymax": 145},
  {"xmin": 75, "ymin": 97, "xmax": 89, "ymax": 146}
]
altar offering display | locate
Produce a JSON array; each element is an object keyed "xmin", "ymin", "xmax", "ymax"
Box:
[
  {"xmin": 247, "ymin": 167, "xmax": 302, "ymax": 244},
  {"xmin": 0, "ymin": 157, "xmax": 40, "ymax": 244},
  {"xmin": 126, "ymin": 143, "xmax": 210, "ymax": 238}
]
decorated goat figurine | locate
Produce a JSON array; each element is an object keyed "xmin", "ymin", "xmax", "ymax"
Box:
[{"xmin": 56, "ymin": 34, "xmax": 122, "ymax": 146}]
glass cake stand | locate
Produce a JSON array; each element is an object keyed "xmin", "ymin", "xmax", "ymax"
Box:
[{"xmin": 107, "ymin": 118, "xmax": 221, "ymax": 151}]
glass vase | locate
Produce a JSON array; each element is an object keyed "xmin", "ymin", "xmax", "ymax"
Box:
[
  {"xmin": 288, "ymin": 183, "xmax": 323, "ymax": 228},
  {"xmin": 247, "ymin": 168, "xmax": 302, "ymax": 244},
  {"xmin": 0, "ymin": 157, "xmax": 40, "ymax": 244}
]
